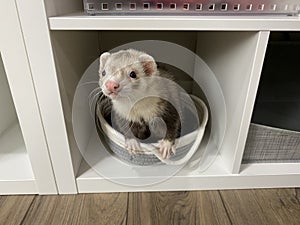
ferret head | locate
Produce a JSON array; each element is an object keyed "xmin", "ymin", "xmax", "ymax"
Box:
[{"xmin": 98, "ymin": 49, "xmax": 158, "ymax": 101}]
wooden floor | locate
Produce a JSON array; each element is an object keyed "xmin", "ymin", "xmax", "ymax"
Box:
[{"xmin": 0, "ymin": 189, "xmax": 299, "ymax": 225}]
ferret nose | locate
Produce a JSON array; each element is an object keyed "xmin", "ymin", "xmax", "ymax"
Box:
[{"xmin": 105, "ymin": 80, "xmax": 119, "ymax": 92}]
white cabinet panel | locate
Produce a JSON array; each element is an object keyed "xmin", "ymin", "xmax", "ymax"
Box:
[{"xmin": 0, "ymin": 0, "xmax": 57, "ymax": 194}]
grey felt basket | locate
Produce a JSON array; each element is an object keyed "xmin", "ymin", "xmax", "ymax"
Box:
[
  {"xmin": 95, "ymin": 93, "xmax": 208, "ymax": 166},
  {"xmin": 243, "ymin": 123, "xmax": 300, "ymax": 163}
]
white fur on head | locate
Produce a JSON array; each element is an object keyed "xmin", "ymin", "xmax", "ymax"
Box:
[
  {"xmin": 138, "ymin": 54, "xmax": 157, "ymax": 76},
  {"xmin": 99, "ymin": 52, "xmax": 111, "ymax": 73}
]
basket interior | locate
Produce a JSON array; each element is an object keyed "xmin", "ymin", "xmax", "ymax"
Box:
[{"xmin": 97, "ymin": 95, "xmax": 200, "ymax": 145}]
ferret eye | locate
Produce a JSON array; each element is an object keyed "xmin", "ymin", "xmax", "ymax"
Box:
[
  {"xmin": 129, "ymin": 71, "xmax": 137, "ymax": 79},
  {"xmin": 102, "ymin": 70, "xmax": 106, "ymax": 76}
]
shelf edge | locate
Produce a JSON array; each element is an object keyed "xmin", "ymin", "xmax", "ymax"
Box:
[{"xmin": 49, "ymin": 14, "xmax": 300, "ymax": 31}]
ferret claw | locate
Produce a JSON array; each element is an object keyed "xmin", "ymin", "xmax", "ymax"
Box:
[
  {"xmin": 125, "ymin": 138, "xmax": 141, "ymax": 154},
  {"xmin": 158, "ymin": 140, "xmax": 176, "ymax": 159}
]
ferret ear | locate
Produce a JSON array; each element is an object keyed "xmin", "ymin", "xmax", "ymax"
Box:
[
  {"xmin": 138, "ymin": 54, "xmax": 157, "ymax": 76},
  {"xmin": 99, "ymin": 52, "xmax": 110, "ymax": 72}
]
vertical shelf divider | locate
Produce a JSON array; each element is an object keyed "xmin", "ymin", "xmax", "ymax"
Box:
[
  {"xmin": 1, "ymin": 0, "xmax": 57, "ymax": 194},
  {"xmin": 15, "ymin": 0, "xmax": 78, "ymax": 194},
  {"xmin": 232, "ymin": 31, "xmax": 270, "ymax": 173}
]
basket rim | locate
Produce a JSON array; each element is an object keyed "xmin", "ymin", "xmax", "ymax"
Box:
[
  {"xmin": 96, "ymin": 93, "xmax": 209, "ymax": 165},
  {"xmin": 97, "ymin": 93, "xmax": 207, "ymax": 151}
]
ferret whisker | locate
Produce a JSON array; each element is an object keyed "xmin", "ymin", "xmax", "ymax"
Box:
[
  {"xmin": 89, "ymin": 90, "xmax": 102, "ymax": 116},
  {"xmin": 90, "ymin": 99, "xmax": 101, "ymax": 118},
  {"xmin": 89, "ymin": 94, "xmax": 100, "ymax": 112},
  {"xmin": 89, "ymin": 91, "xmax": 101, "ymax": 108},
  {"xmin": 88, "ymin": 87, "xmax": 101, "ymax": 99},
  {"xmin": 91, "ymin": 86, "xmax": 101, "ymax": 93},
  {"xmin": 88, "ymin": 88, "xmax": 101, "ymax": 105},
  {"xmin": 127, "ymin": 96, "xmax": 133, "ymax": 107},
  {"xmin": 90, "ymin": 90, "xmax": 101, "ymax": 104}
]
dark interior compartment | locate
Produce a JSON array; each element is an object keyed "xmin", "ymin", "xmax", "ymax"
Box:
[{"xmin": 252, "ymin": 32, "xmax": 300, "ymax": 132}]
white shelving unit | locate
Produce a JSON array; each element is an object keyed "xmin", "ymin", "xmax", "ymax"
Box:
[
  {"xmin": 15, "ymin": 0, "xmax": 300, "ymax": 194},
  {"xmin": 0, "ymin": 0, "xmax": 57, "ymax": 195}
]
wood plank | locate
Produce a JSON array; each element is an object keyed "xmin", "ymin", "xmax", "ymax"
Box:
[
  {"xmin": 296, "ymin": 188, "xmax": 300, "ymax": 204},
  {"xmin": 0, "ymin": 195, "xmax": 35, "ymax": 225},
  {"xmin": 77, "ymin": 193, "xmax": 128, "ymax": 225},
  {"xmin": 21, "ymin": 195, "xmax": 83, "ymax": 225},
  {"xmin": 220, "ymin": 188, "xmax": 300, "ymax": 225},
  {"xmin": 197, "ymin": 191, "xmax": 232, "ymax": 225},
  {"xmin": 127, "ymin": 191, "xmax": 231, "ymax": 225},
  {"xmin": 22, "ymin": 193, "xmax": 128, "ymax": 225}
]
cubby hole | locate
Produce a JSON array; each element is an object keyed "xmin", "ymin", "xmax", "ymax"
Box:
[
  {"xmin": 50, "ymin": 31, "xmax": 262, "ymax": 190},
  {"xmin": 156, "ymin": 3, "xmax": 163, "ymax": 10},
  {"xmin": 270, "ymin": 4, "xmax": 277, "ymax": 11},
  {"xmin": 143, "ymin": 3, "xmax": 150, "ymax": 10},
  {"xmin": 101, "ymin": 3, "xmax": 108, "ymax": 10},
  {"xmin": 195, "ymin": 3, "xmax": 202, "ymax": 11},
  {"xmin": 115, "ymin": 3, "xmax": 122, "ymax": 10},
  {"xmin": 243, "ymin": 32, "xmax": 300, "ymax": 163},
  {"xmin": 170, "ymin": 3, "xmax": 176, "ymax": 10},
  {"xmin": 86, "ymin": 3, "xmax": 94, "ymax": 10},
  {"xmin": 233, "ymin": 4, "xmax": 240, "ymax": 11},
  {"xmin": 221, "ymin": 3, "xmax": 227, "ymax": 11},
  {"xmin": 129, "ymin": 3, "xmax": 136, "ymax": 10},
  {"xmin": 246, "ymin": 4, "xmax": 252, "ymax": 11},
  {"xmin": 284, "ymin": 4, "xmax": 289, "ymax": 11},
  {"xmin": 0, "ymin": 54, "xmax": 34, "ymax": 183},
  {"xmin": 208, "ymin": 4, "xmax": 215, "ymax": 11},
  {"xmin": 258, "ymin": 4, "xmax": 264, "ymax": 11},
  {"xmin": 183, "ymin": 3, "xmax": 189, "ymax": 10}
]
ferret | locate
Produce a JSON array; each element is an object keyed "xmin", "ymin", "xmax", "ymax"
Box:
[{"xmin": 98, "ymin": 49, "xmax": 181, "ymax": 159}]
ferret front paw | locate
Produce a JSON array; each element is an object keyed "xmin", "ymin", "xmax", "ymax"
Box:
[
  {"xmin": 158, "ymin": 139, "xmax": 176, "ymax": 159},
  {"xmin": 125, "ymin": 138, "xmax": 141, "ymax": 154}
]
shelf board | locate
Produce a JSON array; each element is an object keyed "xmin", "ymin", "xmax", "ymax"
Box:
[
  {"xmin": 74, "ymin": 128, "xmax": 300, "ymax": 193},
  {"xmin": 240, "ymin": 162, "xmax": 300, "ymax": 175},
  {"xmin": 76, "ymin": 155, "xmax": 233, "ymax": 193},
  {"xmin": 76, "ymin": 157, "xmax": 300, "ymax": 193},
  {"xmin": 0, "ymin": 122, "xmax": 37, "ymax": 194},
  {"xmin": 49, "ymin": 12, "xmax": 300, "ymax": 31}
]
